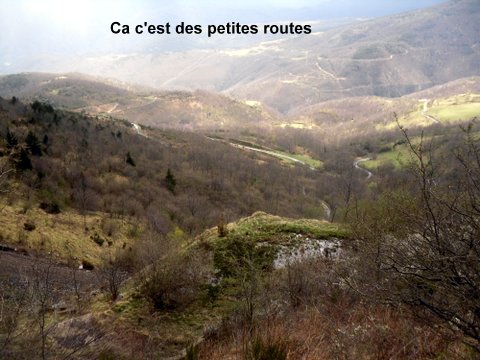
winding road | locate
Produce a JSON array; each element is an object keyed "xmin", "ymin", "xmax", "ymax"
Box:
[
  {"xmin": 130, "ymin": 122, "xmax": 148, "ymax": 138},
  {"xmin": 230, "ymin": 143, "xmax": 314, "ymax": 169},
  {"xmin": 354, "ymin": 158, "xmax": 373, "ymax": 179},
  {"xmin": 107, "ymin": 103, "xmax": 118, "ymax": 114}
]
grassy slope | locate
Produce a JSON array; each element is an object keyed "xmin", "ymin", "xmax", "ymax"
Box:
[
  {"xmin": 0, "ymin": 73, "xmax": 277, "ymax": 131},
  {"xmin": 383, "ymin": 93, "xmax": 480, "ymax": 130},
  {"xmin": 363, "ymin": 143, "xmax": 412, "ymax": 170},
  {"xmin": 0, "ymin": 199, "xmax": 141, "ymax": 265},
  {"xmin": 428, "ymin": 102, "xmax": 480, "ymax": 121}
]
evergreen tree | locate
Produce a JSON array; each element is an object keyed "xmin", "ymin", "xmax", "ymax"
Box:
[
  {"xmin": 26, "ymin": 131, "xmax": 42, "ymax": 156},
  {"xmin": 31, "ymin": 100, "xmax": 41, "ymax": 112},
  {"xmin": 165, "ymin": 168, "xmax": 176, "ymax": 194},
  {"xmin": 16, "ymin": 148, "xmax": 32, "ymax": 171},
  {"xmin": 126, "ymin": 151, "xmax": 136, "ymax": 166},
  {"xmin": 31, "ymin": 100, "xmax": 53, "ymax": 113}
]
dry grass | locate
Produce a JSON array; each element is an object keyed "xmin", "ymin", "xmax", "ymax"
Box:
[
  {"xmin": 0, "ymin": 199, "xmax": 141, "ymax": 265},
  {"xmin": 200, "ymin": 300, "xmax": 463, "ymax": 359}
]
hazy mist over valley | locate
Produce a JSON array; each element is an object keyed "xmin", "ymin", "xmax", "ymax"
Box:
[{"xmin": 0, "ymin": 0, "xmax": 479, "ymax": 358}]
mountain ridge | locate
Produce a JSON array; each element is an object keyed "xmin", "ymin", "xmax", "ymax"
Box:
[{"xmin": 17, "ymin": 0, "xmax": 478, "ymax": 114}]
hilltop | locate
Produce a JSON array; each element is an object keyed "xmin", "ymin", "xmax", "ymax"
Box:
[{"xmin": 0, "ymin": 73, "xmax": 278, "ymax": 131}]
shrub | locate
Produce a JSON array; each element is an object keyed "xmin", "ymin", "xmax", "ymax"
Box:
[
  {"xmin": 101, "ymin": 217, "xmax": 118, "ymax": 237},
  {"xmin": 26, "ymin": 131, "xmax": 42, "ymax": 156},
  {"xmin": 39, "ymin": 201, "xmax": 61, "ymax": 214},
  {"xmin": 164, "ymin": 168, "xmax": 176, "ymax": 194},
  {"xmin": 125, "ymin": 151, "xmax": 135, "ymax": 166},
  {"xmin": 23, "ymin": 220, "xmax": 36, "ymax": 231},
  {"xmin": 91, "ymin": 232, "xmax": 105, "ymax": 247},
  {"xmin": 82, "ymin": 259, "xmax": 95, "ymax": 270},
  {"xmin": 137, "ymin": 236, "xmax": 211, "ymax": 311},
  {"xmin": 217, "ymin": 215, "xmax": 228, "ymax": 238},
  {"xmin": 245, "ymin": 337, "xmax": 288, "ymax": 360},
  {"xmin": 213, "ymin": 236, "xmax": 276, "ymax": 278},
  {"xmin": 185, "ymin": 344, "xmax": 199, "ymax": 360},
  {"xmin": 15, "ymin": 148, "xmax": 32, "ymax": 171}
]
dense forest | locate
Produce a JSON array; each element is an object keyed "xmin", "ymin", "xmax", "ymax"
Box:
[{"xmin": 0, "ymin": 97, "xmax": 338, "ymax": 235}]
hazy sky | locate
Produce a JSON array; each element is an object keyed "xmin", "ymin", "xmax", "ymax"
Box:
[{"xmin": 0, "ymin": 0, "xmax": 446, "ymax": 72}]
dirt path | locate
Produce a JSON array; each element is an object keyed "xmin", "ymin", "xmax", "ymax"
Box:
[
  {"xmin": 315, "ymin": 62, "xmax": 345, "ymax": 81},
  {"xmin": 107, "ymin": 103, "xmax": 118, "ymax": 114},
  {"xmin": 419, "ymin": 99, "xmax": 440, "ymax": 124},
  {"xmin": 320, "ymin": 200, "xmax": 332, "ymax": 221}
]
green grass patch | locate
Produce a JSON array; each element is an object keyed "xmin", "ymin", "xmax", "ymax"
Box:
[
  {"xmin": 428, "ymin": 102, "xmax": 480, "ymax": 122},
  {"xmin": 196, "ymin": 211, "xmax": 349, "ymax": 248},
  {"xmin": 382, "ymin": 94, "xmax": 480, "ymax": 130},
  {"xmin": 363, "ymin": 144, "xmax": 412, "ymax": 170}
]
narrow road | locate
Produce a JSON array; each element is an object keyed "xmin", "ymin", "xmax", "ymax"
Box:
[
  {"xmin": 354, "ymin": 158, "xmax": 373, "ymax": 179},
  {"xmin": 206, "ymin": 137, "xmax": 316, "ymax": 170},
  {"xmin": 419, "ymin": 99, "xmax": 440, "ymax": 124},
  {"xmin": 107, "ymin": 103, "xmax": 118, "ymax": 114},
  {"xmin": 131, "ymin": 123, "xmax": 147, "ymax": 138},
  {"xmin": 160, "ymin": 53, "xmax": 214, "ymax": 87},
  {"xmin": 315, "ymin": 62, "xmax": 345, "ymax": 81},
  {"xmin": 230, "ymin": 143, "xmax": 311, "ymax": 167},
  {"xmin": 320, "ymin": 200, "xmax": 332, "ymax": 221}
]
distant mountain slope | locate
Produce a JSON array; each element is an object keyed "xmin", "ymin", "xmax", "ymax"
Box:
[
  {"xmin": 1, "ymin": 73, "xmax": 478, "ymax": 140},
  {"xmin": 35, "ymin": 0, "xmax": 479, "ymax": 114},
  {"xmin": 292, "ymin": 76, "xmax": 480, "ymax": 138},
  {"xmin": 0, "ymin": 73, "xmax": 277, "ymax": 130},
  {"xmin": 297, "ymin": 76, "xmax": 480, "ymax": 121}
]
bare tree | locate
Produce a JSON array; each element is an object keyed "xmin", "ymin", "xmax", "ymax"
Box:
[
  {"xmin": 0, "ymin": 159, "xmax": 13, "ymax": 212},
  {"xmin": 97, "ymin": 253, "xmax": 128, "ymax": 301},
  {"xmin": 73, "ymin": 171, "xmax": 92, "ymax": 232},
  {"xmin": 350, "ymin": 120, "xmax": 480, "ymax": 352},
  {"xmin": 0, "ymin": 280, "xmax": 29, "ymax": 357},
  {"xmin": 30, "ymin": 257, "xmax": 55, "ymax": 360}
]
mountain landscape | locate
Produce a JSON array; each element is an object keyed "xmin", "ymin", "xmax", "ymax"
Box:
[
  {"xmin": 14, "ymin": 0, "xmax": 478, "ymax": 114},
  {"xmin": 0, "ymin": 0, "xmax": 479, "ymax": 359}
]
